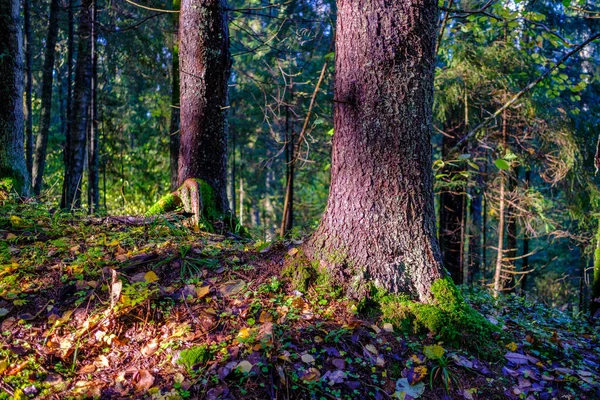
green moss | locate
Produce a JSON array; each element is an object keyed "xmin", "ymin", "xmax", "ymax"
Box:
[
  {"xmin": 281, "ymin": 251, "xmax": 315, "ymax": 293},
  {"xmin": 377, "ymin": 278, "xmax": 499, "ymax": 355},
  {"xmin": 281, "ymin": 250, "xmax": 342, "ymax": 297},
  {"xmin": 178, "ymin": 345, "xmax": 213, "ymax": 371},
  {"xmin": 145, "ymin": 192, "xmax": 181, "ymax": 216}
]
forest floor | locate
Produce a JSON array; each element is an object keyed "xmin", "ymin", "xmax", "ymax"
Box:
[{"xmin": 1, "ymin": 201, "xmax": 599, "ymax": 400}]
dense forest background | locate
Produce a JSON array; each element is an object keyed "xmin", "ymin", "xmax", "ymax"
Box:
[{"xmin": 8, "ymin": 0, "xmax": 600, "ymax": 308}]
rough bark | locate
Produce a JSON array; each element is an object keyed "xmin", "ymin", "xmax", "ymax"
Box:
[
  {"xmin": 61, "ymin": 0, "xmax": 93, "ymax": 210},
  {"xmin": 32, "ymin": 0, "xmax": 61, "ymax": 195},
  {"xmin": 0, "ymin": 0, "xmax": 29, "ymax": 196},
  {"xmin": 308, "ymin": 0, "xmax": 443, "ymax": 302},
  {"xmin": 24, "ymin": 0, "xmax": 33, "ymax": 176},
  {"xmin": 177, "ymin": 0, "xmax": 231, "ymax": 213},
  {"xmin": 169, "ymin": 0, "xmax": 180, "ymax": 191}
]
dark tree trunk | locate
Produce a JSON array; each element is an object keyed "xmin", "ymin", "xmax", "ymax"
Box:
[
  {"xmin": 32, "ymin": 0, "xmax": 61, "ymax": 195},
  {"xmin": 61, "ymin": 0, "xmax": 93, "ymax": 210},
  {"xmin": 24, "ymin": 0, "xmax": 33, "ymax": 176},
  {"xmin": 169, "ymin": 0, "xmax": 180, "ymax": 191},
  {"xmin": 281, "ymin": 82, "xmax": 294, "ymax": 237},
  {"xmin": 468, "ymin": 171, "xmax": 483, "ymax": 284},
  {"xmin": 521, "ymin": 168, "xmax": 531, "ymax": 291},
  {"xmin": 0, "ymin": 0, "xmax": 29, "ymax": 196},
  {"xmin": 87, "ymin": 0, "xmax": 99, "ymax": 213},
  {"xmin": 66, "ymin": 0, "xmax": 74, "ymax": 140},
  {"xmin": 439, "ymin": 129, "xmax": 465, "ymax": 284},
  {"xmin": 308, "ymin": 0, "xmax": 443, "ymax": 302},
  {"xmin": 177, "ymin": 0, "xmax": 231, "ymax": 213}
]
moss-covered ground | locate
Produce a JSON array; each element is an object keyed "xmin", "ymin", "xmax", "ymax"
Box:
[{"xmin": 1, "ymin": 199, "xmax": 599, "ymax": 399}]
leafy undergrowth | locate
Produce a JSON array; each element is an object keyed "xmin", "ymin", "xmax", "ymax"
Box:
[{"xmin": 1, "ymin": 202, "xmax": 599, "ymax": 399}]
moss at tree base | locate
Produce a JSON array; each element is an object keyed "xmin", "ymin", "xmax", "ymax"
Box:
[
  {"xmin": 376, "ymin": 278, "xmax": 499, "ymax": 356},
  {"xmin": 145, "ymin": 178, "xmax": 247, "ymax": 236}
]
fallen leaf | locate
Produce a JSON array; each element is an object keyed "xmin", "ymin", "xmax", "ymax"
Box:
[
  {"xmin": 218, "ymin": 280, "xmax": 246, "ymax": 296},
  {"xmin": 144, "ymin": 271, "xmax": 159, "ymax": 283},
  {"xmin": 134, "ymin": 369, "xmax": 154, "ymax": 392},
  {"xmin": 395, "ymin": 378, "xmax": 425, "ymax": 399},
  {"xmin": 236, "ymin": 360, "xmax": 253, "ymax": 373},
  {"xmin": 383, "ymin": 323, "xmax": 394, "ymax": 332},
  {"xmin": 259, "ymin": 310, "xmax": 273, "ymax": 323},
  {"xmin": 301, "ymin": 354, "xmax": 316, "ymax": 364},
  {"xmin": 365, "ymin": 344, "xmax": 378, "ymax": 355},
  {"xmin": 301, "ymin": 367, "xmax": 321, "ymax": 381},
  {"xmin": 424, "ymin": 344, "xmax": 445, "ymax": 360},
  {"xmin": 196, "ymin": 285, "xmax": 211, "ymax": 298},
  {"xmin": 505, "ymin": 352, "xmax": 529, "ymax": 365}
]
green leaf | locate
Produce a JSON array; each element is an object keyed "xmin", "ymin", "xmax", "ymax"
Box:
[
  {"xmin": 324, "ymin": 52, "xmax": 335, "ymax": 61},
  {"xmin": 495, "ymin": 159, "xmax": 511, "ymax": 170}
]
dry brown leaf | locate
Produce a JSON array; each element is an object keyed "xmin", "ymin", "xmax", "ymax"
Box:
[{"xmin": 134, "ymin": 369, "xmax": 155, "ymax": 392}]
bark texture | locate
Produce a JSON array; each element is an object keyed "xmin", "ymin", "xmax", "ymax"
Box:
[
  {"xmin": 0, "ymin": 0, "xmax": 29, "ymax": 196},
  {"xmin": 169, "ymin": 0, "xmax": 181, "ymax": 191},
  {"xmin": 32, "ymin": 0, "xmax": 61, "ymax": 195},
  {"xmin": 309, "ymin": 0, "xmax": 444, "ymax": 302},
  {"xmin": 177, "ymin": 0, "xmax": 231, "ymax": 213},
  {"xmin": 61, "ymin": 0, "xmax": 93, "ymax": 210}
]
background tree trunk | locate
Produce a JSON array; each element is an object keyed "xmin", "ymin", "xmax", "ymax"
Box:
[
  {"xmin": 23, "ymin": 0, "xmax": 33, "ymax": 176},
  {"xmin": 309, "ymin": 0, "xmax": 443, "ymax": 302},
  {"xmin": 61, "ymin": 0, "xmax": 93, "ymax": 210},
  {"xmin": 87, "ymin": 0, "xmax": 99, "ymax": 213},
  {"xmin": 169, "ymin": 0, "xmax": 180, "ymax": 191},
  {"xmin": 0, "ymin": 0, "xmax": 29, "ymax": 196},
  {"xmin": 177, "ymin": 0, "xmax": 231, "ymax": 213},
  {"xmin": 439, "ymin": 129, "xmax": 465, "ymax": 284},
  {"xmin": 32, "ymin": 0, "xmax": 61, "ymax": 195}
]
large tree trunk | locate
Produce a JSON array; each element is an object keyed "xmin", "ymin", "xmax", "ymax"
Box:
[
  {"xmin": 169, "ymin": 0, "xmax": 180, "ymax": 191},
  {"xmin": 32, "ymin": 0, "xmax": 61, "ymax": 195},
  {"xmin": 0, "ymin": 0, "xmax": 29, "ymax": 196},
  {"xmin": 177, "ymin": 0, "xmax": 231, "ymax": 213},
  {"xmin": 308, "ymin": 0, "xmax": 443, "ymax": 303},
  {"xmin": 61, "ymin": 0, "xmax": 93, "ymax": 210},
  {"xmin": 23, "ymin": 0, "xmax": 33, "ymax": 176}
]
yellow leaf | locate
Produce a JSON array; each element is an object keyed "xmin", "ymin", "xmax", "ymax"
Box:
[
  {"xmin": 505, "ymin": 342, "xmax": 518, "ymax": 352},
  {"xmin": 196, "ymin": 286, "xmax": 210, "ymax": 298},
  {"xmin": 144, "ymin": 271, "xmax": 159, "ymax": 283},
  {"xmin": 6, "ymin": 233, "xmax": 17, "ymax": 240},
  {"xmin": 259, "ymin": 310, "xmax": 273, "ymax": 323},
  {"xmin": 424, "ymin": 344, "xmax": 445, "ymax": 360},
  {"xmin": 238, "ymin": 328, "xmax": 254, "ymax": 340},
  {"xmin": 107, "ymin": 239, "xmax": 120, "ymax": 247}
]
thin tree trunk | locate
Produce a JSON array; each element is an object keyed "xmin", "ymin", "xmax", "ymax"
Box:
[
  {"xmin": 230, "ymin": 124, "xmax": 236, "ymax": 214},
  {"xmin": 591, "ymin": 220, "xmax": 600, "ymax": 318},
  {"xmin": 24, "ymin": 0, "xmax": 33, "ymax": 176},
  {"xmin": 493, "ymin": 109, "xmax": 508, "ymax": 298},
  {"xmin": 177, "ymin": 0, "xmax": 231, "ymax": 213},
  {"xmin": 0, "ymin": 0, "xmax": 29, "ymax": 196},
  {"xmin": 239, "ymin": 176, "xmax": 244, "ymax": 225},
  {"xmin": 521, "ymin": 168, "xmax": 531, "ymax": 292},
  {"xmin": 87, "ymin": 0, "xmax": 99, "ymax": 213},
  {"xmin": 280, "ymin": 80, "xmax": 294, "ymax": 237},
  {"xmin": 169, "ymin": 0, "xmax": 180, "ymax": 191},
  {"xmin": 61, "ymin": 0, "xmax": 93, "ymax": 210},
  {"xmin": 65, "ymin": 0, "xmax": 75, "ymax": 190},
  {"xmin": 308, "ymin": 0, "xmax": 443, "ymax": 302},
  {"xmin": 439, "ymin": 130, "xmax": 465, "ymax": 284},
  {"xmin": 32, "ymin": 0, "xmax": 61, "ymax": 195}
]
